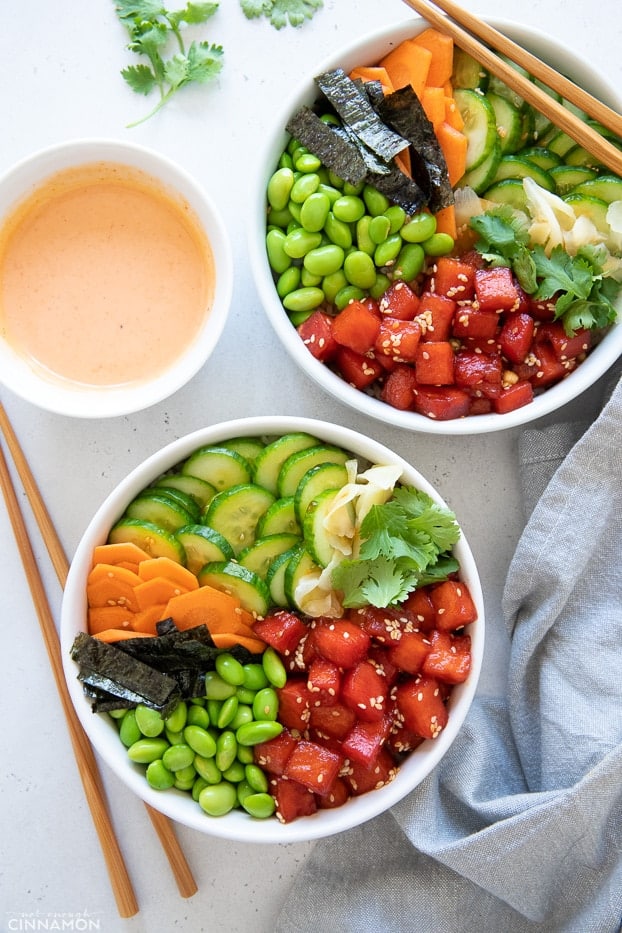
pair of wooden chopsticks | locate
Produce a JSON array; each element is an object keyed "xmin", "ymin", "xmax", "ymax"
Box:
[
  {"xmin": 402, "ymin": 0, "xmax": 622, "ymax": 176},
  {"xmin": 0, "ymin": 402, "xmax": 197, "ymax": 917}
]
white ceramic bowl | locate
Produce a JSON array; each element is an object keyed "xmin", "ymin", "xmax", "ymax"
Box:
[
  {"xmin": 61, "ymin": 415, "xmax": 484, "ymax": 843},
  {"xmin": 0, "ymin": 139, "xmax": 232, "ymax": 418},
  {"xmin": 249, "ymin": 17, "xmax": 622, "ymax": 435}
]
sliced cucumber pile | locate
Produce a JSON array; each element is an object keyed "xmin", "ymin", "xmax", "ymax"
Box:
[
  {"xmin": 452, "ymin": 51, "xmax": 622, "ymax": 211},
  {"xmin": 108, "ymin": 433, "xmax": 361, "ymax": 616}
]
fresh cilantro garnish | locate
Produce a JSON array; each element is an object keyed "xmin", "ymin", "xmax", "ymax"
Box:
[
  {"xmin": 239, "ymin": 0, "xmax": 323, "ymax": 29},
  {"xmin": 469, "ymin": 206, "xmax": 621, "ymax": 335},
  {"xmin": 115, "ymin": 1, "xmax": 223, "ymax": 126},
  {"xmin": 331, "ymin": 486, "xmax": 460, "ymax": 609}
]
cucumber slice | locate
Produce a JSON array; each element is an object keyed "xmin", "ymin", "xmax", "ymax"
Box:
[
  {"xmin": 482, "ymin": 178, "xmax": 528, "ymax": 212},
  {"xmin": 175, "ymin": 524, "xmax": 234, "ymax": 575},
  {"xmin": 277, "ymin": 444, "xmax": 350, "ymax": 499},
  {"xmin": 239, "ymin": 532, "xmax": 301, "ymax": 579},
  {"xmin": 563, "ymin": 194, "xmax": 610, "ymax": 234},
  {"xmin": 253, "ymin": 433, "xmax": 320, "ymax": 495},
  {"xmin": 569, "ymin": 175, "xmax": 622, "ymax": 204},
  {"xmin": 486, "ymin": 92, "xmax": 522, "ymax": 154},
  {"xmin": 153, "ymin": 473, "xmax": 216, "ymax": 509},
  {"xmin": 108, "ymin": 519, "xmax": 186, "ymax": 564},
  {"xmin": 453, "ymin": 88, "xmax": 499, "ymax": 171},
  {"xmin": 142, "ymin": 487, "xmax": 201, "ymax": 523},
  {"xmin": 303, "ymin": 488, "xmax": 354, "ymax": 569},
  {"xmin": 546, "ymin": 130, "xmax": 577, "ymax": 158},
  {"xmin": 266, "ymin": 546, "xmax": 299, "ymax": 608},
  {"xmin": 487, "ymin": 56, "xmax": 528, "ymax": 110},
  {"xmin": 181, "ymin": 446, "xmax": 252, "ymax": 490},
  {"xmin": 283, "ymin": 545, "xmax": 321, "ymax": 610},
  {"xmin": 563, "ymin": 145, "xmax": 606, "ymax": 172},
  {"xmin": 203, "ymin": 483, "xmax": 276, "ymax": 556},
  {"xmin": 125, "ymin": 492, "xmax": 196, "ymax": 532},
  {"xmin": 294, "ymin": 461, "xmax": 349, "ymax": 525},
  {"xmin": 550, "ymin": 165, "xmax": 597, "ymax": 196},
  {"xmin": 519, "ymin": 147, "xmax": 563, "ymax": 171},
  {"xmin": 197, "ymin": 561, "xmax": 271, "ymax": 617},
  {"xmin": 490, "ymin": 155, "xmax": 555, "ymax": 192},
  {"xmin": 452, "ymin": 48, "xmax": 488, "ymax": 90},
  {"xmin": 256, "ymin": 496, "xmax": 301, "ymax": 537},
  {"xmin": 459, "ymin": 138, "xmax": 502, "ymax": 195},
  {"xmin": 218, "ymin": 436, "xmax": 266, "ymax": 471},
  {"xmin": 529, "ymin": 78, "xmax": 562, "ymax": 143}
]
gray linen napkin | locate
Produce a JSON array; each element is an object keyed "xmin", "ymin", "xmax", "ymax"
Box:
[{"xmin": 276, "ymin": 367, "xmax": 622, "ymax": 933}]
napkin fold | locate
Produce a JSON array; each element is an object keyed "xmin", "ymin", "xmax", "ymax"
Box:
[{"xmin": 276, "ymin": 365, "xmax": 622, "ymax": 933}]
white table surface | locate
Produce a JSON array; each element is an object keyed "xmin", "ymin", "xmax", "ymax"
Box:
[{"xmin": 0, "ymin": 1, "xmax": 619, "ymax": 930}]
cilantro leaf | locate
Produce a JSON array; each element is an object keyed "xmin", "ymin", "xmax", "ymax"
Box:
[
  {"xmin": 532, "ymin": 245, "xmax": 594, "ymax": 301},
  {"xmin": 121, "ymin": 63, "xmax": 159, "ymax": 95},
  {"xmin": 239, "ymin": 0, "xmax": 323, "ymax": 28}
]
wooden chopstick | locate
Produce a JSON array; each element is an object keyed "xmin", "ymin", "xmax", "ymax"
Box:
[
  {"xmin": 0, "ymin": 402, "xmax": 198, "ymax": 904},
  {"xmin": 401, "ymin": 0, "xmax": 622, "ymax": 176}
]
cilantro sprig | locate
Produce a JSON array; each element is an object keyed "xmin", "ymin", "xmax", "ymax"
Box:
[
  {"xmin": 115, "ymin": 1, "xmax": 224, "ymax": 127},
  {"xmin": 331, "ymin": 486, "xmax": 460, "ymax": 609},
  {"xmin": 240, "ymin": 0, "xmax": 323, "ymax": 29},
  {"xmin": 470, "ymin": 206, "xmax": 621, "ymax": 335}
]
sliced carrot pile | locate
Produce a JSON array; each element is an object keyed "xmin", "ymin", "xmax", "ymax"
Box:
[
  {"xmin": 351, "ymin": 27, "xmax": 468, "ymax": 240},
  {"xmin": 86, "ymin": 549, "xmax": 266, "ymax": 653}
]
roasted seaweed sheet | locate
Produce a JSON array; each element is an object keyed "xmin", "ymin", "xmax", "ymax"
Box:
[{"xmin": 285, "ymin": 106, "xmax": 368, "ymax": 185}]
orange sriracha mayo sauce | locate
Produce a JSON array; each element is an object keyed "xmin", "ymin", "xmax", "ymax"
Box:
[{"xmin": 0, "ymin": 162, "xmax": 215, "ymax": 387}]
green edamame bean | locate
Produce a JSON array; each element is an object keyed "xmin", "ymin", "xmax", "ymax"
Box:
[
  {"xmin": 374, "ymin": 233, "xmax": 403, "ymax": 268},
  {"xmin": 300, "ymin": 192, "xmax": 330, "ymax": 232},
  {"xmin": 287, "ymin": 136, "xmax": 301, "ymax": 155},
  {"xmin": 300, "ymin": 267, "xmax": 322, "ymax": 288},
  {"xmin": 119, "ymin": 709, "xmax": 141, "ymax": 748},
  {"xmin": 165, "ymin": 728, "xmax": 184, "ymax": 746},
  {"xmin": 322, "ymin": 270, "xmax": 348, "ymax": 304},
  {"xmin": 146, "ymin": 759, "xmax": 175, "ymax": 791},
  {"xmin": 164, "ymin": 700, "xmax": 187, "ymax": 734},
  {"xmin": 262, "ymin": 646, "xmax": 287, "ymax": 688},
  {"xmin": 174, "ymin": 764, "xmax": 197, "ymax": 791},
  {"xmin": 206, "ymin": 699, "xmax": 222, "ymax": 723},
  {"xmin": 198, "ymin": 782, "xmax": 237, "ymax": 817},
  {"xmin": 203, "ymin": 671, "xmax": 237, "ymax": 700},
  {"xmin": 252, "ymin": 687, "xmax": 279, "ymax": 722},
  {"xmin": 287, "ymin": 200, "xmax": 302, "ymax": 224},
  {"xmin": 303, "ymin": 244, "xmax": 345, "ymax": 278},
  {"xmin": 108, "ymin": 708, "xmax": 126, "ymax": 720},
  {"xmin": 283, "ymin": 228, "xmax": 322, "ymax": 260},
  {"xmin": 217, "ymin": 695, "xmax": 239, "ymax": 729},
  {"xmin": 290, "ymin": 145, "xmax": 307, "ymax": 163},
  {"xmin": 282, "ymin": 287, "xmax": 324, "ymax": 314},
  {"xmin": 332, "ymin": 194, "xmax": 365, "ymax": 223},
  {"xmin": 355, "ymin": 215, "xmax": 375, "ymax": 255},
  {"xmin": 328, "ymin": 170, "xmax": 344, "ymax": 188},
  {"xmin": 245, "ymin": 764, "xmax": 269, "ymax": 793},
  {"xmin": 127, "ymin": 737, "xmax": 169, "ymax": 764},
  {"xmin": 236, "ymin": 720, "xmax": 283, "ymax": 746},
  {"xmin": 230, "ymin": 703, "xmax": 254, "ymax": 732},
  {"xmin": 290, "ymin": 172, "xmax": 320, "ymax": 204},
  {"xmin": 194, "ymin": 754, "xmax": 222, "ymax": 784},
  {"xmin": 187, "ymin": 704, "xmax": 210, "ymax": 729},
  {"xmin": 277, "ymin": 152, "xmax": 293, "ymax": 171},
  {"xmin": 369, "ymin": 214, "xmax": 391, "ymax": 244},
  {"xmin": 242, "ymin": 663, "xmax": 269, "ymax": 691},
  {"xmin": 236, "ymin": 685, "xmax": 257, "ymax": 704},
  {"xmin": 369, "ymin": 272, "xmax": 391, "ymax": 299},
  {"xmin": 276, "ymin": 266, "xmax": 301, "ymax": 299},
  {"xmin": 422, "ymin": 232, "xmax": 455, "ymax": 256},
  {"xmin": 384, "ymin": 204, "xmax": 406, "ymax": 234},
  {"xmin": 363, "ymin": 184, "xmax": 390, "ymax": 216},
  {"xmin": 267, "ymin": 167, "xmax": 294, "ymax": 211},
  {"xmin": 192, "ymin": 776, "xmax": 209, "ymax": 801},
  {"xmin": 236, "ymin": 779, "xmax": 255, "ymax": 807},
  {"xmin": 266, "ymin": 229, "xmax": 292, "ymax": 275},
  {"xmin": 242, "ymin": 793, "xmax": 276, "ymax": 820},
  {"xmin": 334, "ymin": 284, "xmax": 365, "ymax": 310},
  {"xmin": 344, "ymin": 250, "xmax": 377, "ymax": 290},
  {"xmin": 267, "ymin": 206, "xmax": 293, "ymax": 229},
  {"xmin": 184, "ymin": 724, "xmax": 217, "ymax": 759},
  {"xmin": 215, "ymin": 652, "xmax": 246, "ymax": 686},
  {"xmin": 135, "ymin": 705, "xmax": 164, "ymax": 738},
  {"xmin": 162, "ymin": 743, "xmax": 195, "ymax": 772},
  {"xmin": 317, "ymin": 183, "xmax": 342, "ymax": 205},
  {"xmin": 221, "ymin": 760, "xmax": 246, "ymax": 783},
  {"xmin": 401, "ymin": 213, "xmax": 437, "ymax": 243},
  {"xmin": 189, "ymin": 697, "xmax": 206, "ymax": 707},
  {"xmin": 393, "ymin": 242, "xmax": 425, "ymax": 282},
  {"xmin": 288, "ymin": 309, "xmax": 313, "ymax": 326},
  {"xmin": 295, "ymin": 151, "xmax": 322, "ymax": 173},
  {"xmin": 236, "ymin": 744, "xmax": 255, "ymax": 765},
  {"xmin": 215, "ymin": 730, "xmax": 238, "ymax": 772},
  {"xmin": 323, "ymin": 212, "xmax": 352, "ymax": 250}
]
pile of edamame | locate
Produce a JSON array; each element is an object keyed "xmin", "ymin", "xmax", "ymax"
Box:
[
  {"xmin": 266, "ymin": 122, "xmax": 455, "ymax": 323},
  {"xmin": 109, "ymin": 646, "xmax": 287, "ymax": 819}
]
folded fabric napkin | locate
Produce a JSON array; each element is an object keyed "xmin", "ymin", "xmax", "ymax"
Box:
[{"xmin": 276, "ymin": 365, "xmax": 622, "ymax": 933}]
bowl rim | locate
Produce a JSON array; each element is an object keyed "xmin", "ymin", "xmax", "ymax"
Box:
[
  {"xmin": 61, "ymin": 415, "xmax": 485, "ymax": 843},
  {"xmin": 249, "ymin": 15, "xmax": 622, "ymax": 436},
  {"xmin": 0, "ymin": 137, "xmax": 233, "ymax": 419}
]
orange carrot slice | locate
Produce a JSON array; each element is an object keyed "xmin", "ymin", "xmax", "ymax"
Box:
[
  {"xmin": 435, "ymin": 121, "xmax": 468, "ymax": 186},
  {"xmin": 134, "ymin": 577, "xmax": 190, "ymax": 612},
  {"xmin": 136, "ymin": 556, "xmax": 199, "ymax": 591},
  {"xmin": 92, "ymin": 542, "xmax": 151, "ymax": 566},
  {"xmin": 88, "ymin": 605, "xmax": 136, "ymax": 635},
  {"xmin": 380, "ymin": 40, "xmax": 432, "ymax": 99},
  {"xmin": 412, "ymin": 28, "xmax": 454, "ymax": 86},
  {"xmin": 94, "ymin": 629, "xmax": 153, "ymax": 642}
]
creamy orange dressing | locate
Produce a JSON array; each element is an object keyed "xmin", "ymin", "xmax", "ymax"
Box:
[{"xmin": 0, "ymin": 162, "xmax": 214, "ymax": 387}]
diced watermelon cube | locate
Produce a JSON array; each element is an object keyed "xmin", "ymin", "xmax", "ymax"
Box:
[
  {"xmin": 422, "ymin": 630, "xmax": 472, "ymax": 684},
  {"xmin": 412, "ymin": 385, "xmax": 471, "ymax": 420},
  {"xmin": 414, "ymin": 341, "xmax": 455, "ymax": 385},
  {"xmin": 342, "ymin": 747, "xmax": 398, "ymax": 796},
  {"xmin": 474, "ymin": 266, "xmax": 520, "ymax": 312},
  {"xmin": 386, "ymin": 629, "xmax": 432, "ymax": 675},
  {"xmin": 271, "ymin": 776, "xmax": 317, "ymax": 823},
  {"xmin": 402, "ymin": 587, "xmax": 436, "ymax": 632},
  {"xmin": 378, "ymin": 281, "xmax": 420, "ymax": 320},
  {"xmin": 283, "ymin": 739, "xmax": 344, "ymax": 796},
  {"xmin": 452, "ymin": 306, "xmax": 499, "ymax": 339},
  {"xmin": 276, "ymin": 675, "xmax": 314, "ymax": 731},
  {"xmin": 380, "ymin": 363, "xmax": 418, "ymax": 411},
  {"xmin": 352, "ymin": 605, "xmax": 413, "ymax": 644},
  {"xmin": 432, "ymin": 256, "xmax": 476, "ymax": 300},
  {"xmin": 253, "ymin": 609, "xmax": 308, "ymax": 658},
  {"xmin": 297, "ymin": 310, "xmax": 339, "ymax": 362},
  {"xmin": 417, "ymin": 292, "xmax": 457, "ymax": 341},
  {"xmin": 498, "ymin": 311, "xmax": 535, "ymax": 364},
  {"xmin": 374, "ymin": 318, "xmax": 422, "ymax": 362},
  {"xmin": 394, "ymin": 674, "xmax": 448, "ymax": 739},
  {"xmin": 308, "ymin": 702, "xmax": 357, "ymax": 740},
  {"xmin": 453, "ymin": 350, "xmax": 502, "ymax": 388},
  {"xmin": 253, "ymin": 729, "xmax": 298, "ymax": 776},
  {"xmin": 341, "ymin": 715, "xmax": 392, "ymax": 767},
  {"xmin": 429, "ymin": 580, "xmax": 478, "ymax": 631},
  {"xmin": 493, "ymin": 380, "xmax": 533, "ymax": 414},
  {"xmin": 316, "ymin": 776, "xmax": 350, "ymax": 810},
  {"xmin": 307, "ymin": 656, "xmax": 341, "ymax": 706},
  {"xmin": 334, "ymin": 346, "xmax": 385, "ymax": 389},
  {"xmin": 312, "ymin": 617, "xmax": 371, "ymax": 668},
  {"xmin": 331, "ymin": 300, "xmax": 381, "ymax": 354},
  {"xmin": 341, "ymin": 660, "xmax": 388, "ymax": 723}
]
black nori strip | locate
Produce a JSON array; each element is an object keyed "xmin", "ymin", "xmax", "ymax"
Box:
[
  {"xmin": 335, "ymin": 121, "xmax": 391, "ymax": 176},
  {"xmin": 285, "ymin": 106, "xmax": 367, "ymax": 185},
  {"xmin": 376, "ymin": 86, "xmax": 454, "ymax": 213},
  {"xmin": 367, "ymin": 162, "xmax": 429, "ymax": 215},
  {"xmin": 315, "ymin": 68, "xmax": 409, "ymax": 162}
]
